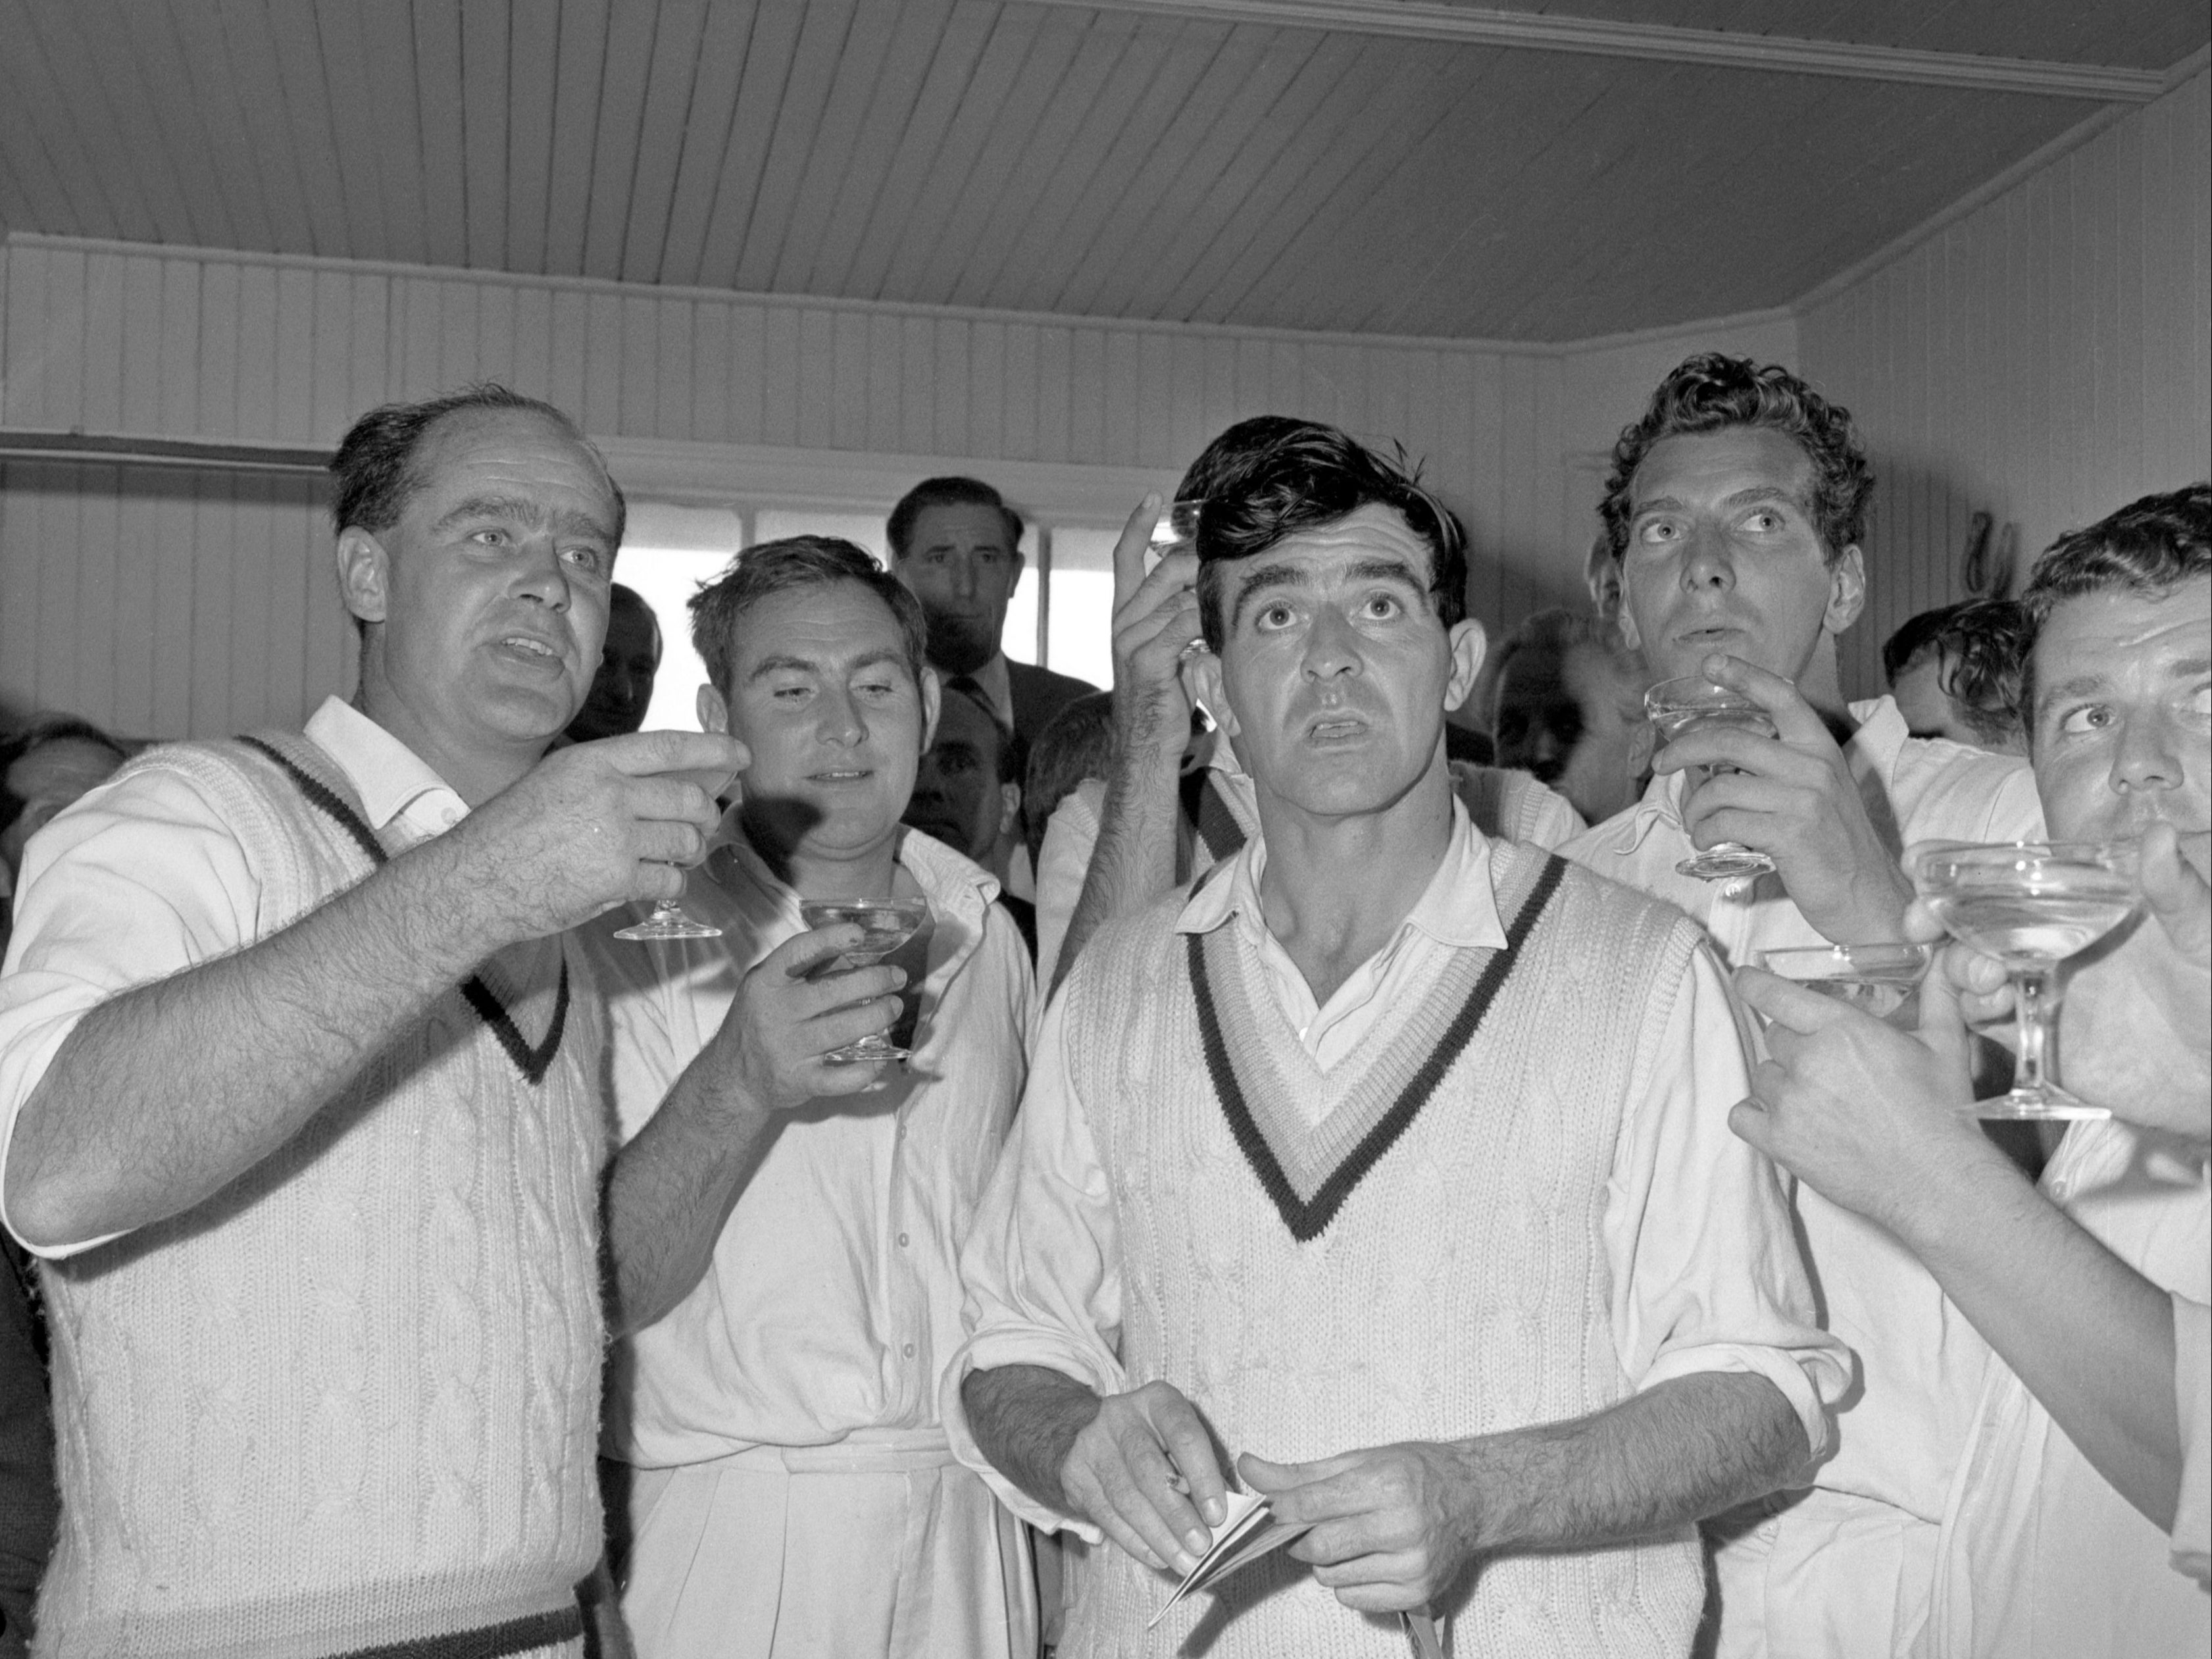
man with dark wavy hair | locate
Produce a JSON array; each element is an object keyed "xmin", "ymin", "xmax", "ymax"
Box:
[
  {"xmin": 948, "ymin": 416, "xmax": 1844, "ymax": 1656},
  {"xmin": 1563, "ymin": 355, "xmax": 2046, "ymax": 1656},
  {"xmin": 1882, "ymin": 600, "xmax": 2030, "ymax": 754}
]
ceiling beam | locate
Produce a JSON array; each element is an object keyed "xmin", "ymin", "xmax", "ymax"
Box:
[{"xmin": 1034, "ymin": 1, "xmax": 2172, "ymax": 101}]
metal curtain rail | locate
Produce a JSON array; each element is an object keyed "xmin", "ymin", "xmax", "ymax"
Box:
[{"xmin": 0, "ymin": 430, "xmax": 332, "ymax": 476}]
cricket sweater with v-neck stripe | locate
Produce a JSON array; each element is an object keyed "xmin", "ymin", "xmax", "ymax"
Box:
[{"xmin": 14, "ymin": 726, "xmax": 605, "ymax": 1658}]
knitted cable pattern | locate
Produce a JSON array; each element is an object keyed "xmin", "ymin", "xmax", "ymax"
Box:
[
  {"xmin": 1056, "ymin": 841, "xmax": 1707, "ymax": 1658},
  {"xmin": 31, "ymin": 734, "xmax": 604, "ymax": 1658}
]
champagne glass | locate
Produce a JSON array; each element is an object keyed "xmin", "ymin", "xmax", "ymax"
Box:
[
  {"xmin": 797, "ymin": 896, "xmax": 932, "ymax": 1063},
  {"xmin": 613, "ymin": 763, "xmax": 738, "ymax": 942},
  {"xmin": 1146, "ymin": 499, "xmax": 1205, "ymax": 571},
  {"xmin": 1758, "ymin": 942, "xmax": 1936, "ymax": 1027},
  {"xmin": 1644, "ymin": 676, "xmax": 1780, "ymax": 882},
  {"xmin": 1913, "ymin": 840, "xmax": 2142, "ymax": 1121}
]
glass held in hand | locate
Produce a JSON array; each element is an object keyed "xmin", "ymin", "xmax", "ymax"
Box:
[
  {"xmin": 1757, "ymin": 942, "xmax": 1936, "ymax": 1028},
  {"xmin": 797, "ymin": 896, "xmax": 931, "ymax": 1063},
  {"xmin": 1644, "ymin": 675, "xmax": 1781, "ymax": 882},
  {"xmin": 1913, "ymin": 839, "xmax": 2142, "ymax": 1121},
  {"xmin": 1145, "ymin": 499, "xmax": 1205, "ymax": 569},
  {"xmin": 613, "ymin": 762, "xmax": 738, "ymax": 942}
]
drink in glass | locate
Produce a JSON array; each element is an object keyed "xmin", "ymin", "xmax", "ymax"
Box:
[
  {"xmin": 1913, "ymin": 840, "xmax": 2141, "ymax": 1120},
  {"xmin": 1757, "ymin": 942, "xmax": 1935, "ymax": 1027},
  {"xmin": 797, "ymin": 896, "xmax": 932, "ymax": 1063},
  {"xmin": 1643, "ymin": 676, "xmax": 1779, "ymax": 882},
  {"xmin": 613, "ymin": 763, "xmax": 739, "ymax": 942}
]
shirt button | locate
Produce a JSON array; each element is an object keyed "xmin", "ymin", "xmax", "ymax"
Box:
[
  {"xmin": 439, "ymin": 807, "xmax": 459, "ymax": 828},
  {"xmin": 897, "ymin": 1232, "xmax": 910, "ymax": 1248},
  {"xmin": 902, "ymin": 1342, "xmax": 916, "ymax": 1358}
]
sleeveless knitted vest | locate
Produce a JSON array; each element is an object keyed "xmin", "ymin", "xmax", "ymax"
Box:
[
  {"xmin": 34, "ymin": 734, "xmax": 606, "ymax": 1658},
  {"xmin": 1057, "ymin": 842, "xmax": 1708, "ymax": 1658}
]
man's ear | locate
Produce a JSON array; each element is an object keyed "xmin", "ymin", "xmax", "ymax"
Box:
[
  {"xmin": 996, "ymin": 781, "xmax": 1022, "ymax": 842},
  {"xmin": 1444, "ymin": 617, "xmax": 1488, "ymax": 713},
  {"xmin": 1825, "ymin": 545, "xmax": 1867, "ymax": 636},
  {"xmin": 336, "ymin": 526, "xmax": 390, "ymax": 626},
  {"xmin": 696, "ymin": 683, "xmax": 730, "ymax": 734},
  {"xmin": 1187, "ymin": 650, "xmax": 1236, "ymax": 737},
  {"xmin": 920, "ymin": 666, "xmax": 942, "ymax": 753}
]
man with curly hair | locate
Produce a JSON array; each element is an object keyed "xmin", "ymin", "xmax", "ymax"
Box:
[{"xmin": 1561, "ymin": 355, "xmax": 2046, "ymax": 1656}]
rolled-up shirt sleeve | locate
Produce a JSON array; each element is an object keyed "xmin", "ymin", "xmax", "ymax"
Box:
[
  {"xmin": 0, "ymin": 768, "xmax": 260, "ymax": 1259},
  {"xmin": 1605, "ymin": 940, "xmax": 1852, "ymax": 1462},
  {"xmin": 940, "ymin": 986, "xmax": 1128, "ymax": 1539}
]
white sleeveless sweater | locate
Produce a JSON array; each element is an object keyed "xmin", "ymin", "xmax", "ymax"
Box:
[
  {"xmin": 1057, "ymin": 842, "xmax": 1708, "ymax": 1658},
  {"xmin": 34, "ymin": 734, "xmax": 605, "ymax": 1657}
]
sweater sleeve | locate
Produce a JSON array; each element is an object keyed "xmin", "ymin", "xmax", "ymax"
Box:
[
  {"xmin": 1604, "ymin": 940, "xmax": 1852, "ymax": 1460},
  {"xmin": 939, "ymin": 984, "xmax": 1127, "ymax": 1541}
]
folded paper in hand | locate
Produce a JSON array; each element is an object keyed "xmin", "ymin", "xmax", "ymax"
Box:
[{"xmin": 1148, "ymin": 1489, "xmax": 1315, "ymax": 1629}]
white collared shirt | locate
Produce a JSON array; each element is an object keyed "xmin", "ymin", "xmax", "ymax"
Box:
[
  {"xmin": 1559, "ymin": 697, "xmax": 2046, "ymax": 1525},
  {"xmin": 0, "ymin": 698, "xmax": 470, "ymax": 1258},
  {"xmin": 942, "ymin": 800, "xmax": 1849, "ymax": 1540},
  {"xmin": 582, "ymin": 818, "xmax": 1033, "ymax": 1468}
]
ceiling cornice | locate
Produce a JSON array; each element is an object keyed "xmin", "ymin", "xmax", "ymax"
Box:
[{"xmin": 1037, "ymin": 0, "xmax": 2173, "ymax": 101}]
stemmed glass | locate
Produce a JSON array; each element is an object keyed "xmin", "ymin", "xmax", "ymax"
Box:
[
  {"xmin": 614, "ymin": 764, "xmax": 738, "ymax": 942},
  {"xmin": 1758, "ymin": 942, "xmax": 1936, "ymax": 1027},
  {"xmin": 1913, "ymin": 840, "xmax": 2142, "ymax": 1120},
  {"xmin": 797, "ymin": 896, "xmax": 932, "ymax": 1063},
  {"xmin": 1644, "ymin": 676, "xmax": 1780, "ymax": 882}
]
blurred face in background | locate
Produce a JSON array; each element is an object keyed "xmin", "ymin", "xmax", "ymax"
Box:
[
  {"xmin": 565, "ymin": 589, "xmax": 663, "ymax": 742},
  {"xmin": 896, "ymin": 502, "xmax": 1024, "ymax": 677},
  {"xmin": 1492, "ymin": 637, "xmax": 1647, "ymax": 823},
  {"xmin": 903, "ymin": 688, "xmax": 1020, "ymax": 870}
]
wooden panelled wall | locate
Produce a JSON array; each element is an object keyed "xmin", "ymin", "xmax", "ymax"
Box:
[{"xmin": 1801, "ymin": 67, "xmax": 2211, "ymax": 699}]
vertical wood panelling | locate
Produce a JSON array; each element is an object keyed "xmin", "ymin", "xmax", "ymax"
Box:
[{"xmin": 1801, "ymin": 69, "xmax": 2212, "ymax": 698}]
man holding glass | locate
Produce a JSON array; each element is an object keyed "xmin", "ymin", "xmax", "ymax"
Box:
[
  {"xmin": 0, "ymin": 388, "xmax": 742, "ymax": 1653},
  {"xmin": 948, "ymin": 419, "xmax": 1844, "ymax": 1656},
  {"xmin": 1559, "ymin": 354, "xmax": 2046, "ymax": 1656},
  {"xmin": 584, "ymin": 538, "xmax": 1037, "ymax": 1658},
  {"xmin": 1734, "ymin": 483, "xmax": 2210, "ymax": 1658}
]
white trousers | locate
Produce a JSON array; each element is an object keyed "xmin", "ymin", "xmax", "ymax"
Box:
[{"xmin": 619, "ymin": 1430, "xmax": 1037, "ymax": 1659}]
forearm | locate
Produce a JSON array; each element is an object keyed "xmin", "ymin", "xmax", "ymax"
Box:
[
  {"xmin": 1456, "ymin": 1371, "xmax": 1807, "ymax": 1553},
  {"xmin": 1894, "ymin": 1141, "xmax": 2182, "ymax": 1528},
  {"xmin": 963, "ymin": 1362, "xmax": 1104, "ymax": 1517},
  {"xmin": 1052, "ymin": 741, "xmax": 1184, "ymax": 998},
  {"xmin": 7, "ymin": 834, "xmax": 510, "ymax": 1248},
  {"xmin": 601, "ymin": 1038, "xmax": 782, "ymax": 1335}
]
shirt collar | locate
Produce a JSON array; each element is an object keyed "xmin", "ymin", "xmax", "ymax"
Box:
[
  {"xmin": 302, "ymin": 697, "xmax": 466, "ymax": 831},
  {"xmin": 1174, "ymin": 796, "xmax": 1507, "ymax": 952}
]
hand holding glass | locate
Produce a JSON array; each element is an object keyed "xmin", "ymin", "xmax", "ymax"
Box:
[
  {"xmin": 1758, "ymin": 942, "xmax": 1935, "ymax": 1027},
  {"xmin": 1644, "ymin": 676, "xmax": 1780, "ymax": 882},
  {"xmin": 1913, "ymin": 840, "xmax": 2141, "ymax": 1120},
  {"xmin": 613, "ymin": 763, "xmax": 738, "ymax": 942},
  {"xmin": 797, "ymin": 897, "xmax": 931, "ymax": 1063}
]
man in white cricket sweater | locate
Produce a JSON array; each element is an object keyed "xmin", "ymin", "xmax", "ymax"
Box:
[
  {"xmin": 946, "ymin": 420, "xmax": 1849, "ymax": 1657},
  {"xmin": 1558, "ymin": 355, "xmax": 2046, "ymax": 1658},
  {"xmin": 0, "ymin": 388, "xmax": 746, "ymax": 1656}
]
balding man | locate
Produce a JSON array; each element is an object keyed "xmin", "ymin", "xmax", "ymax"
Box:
[{"xmin": 0, "ymin": 386, "xmax": 742, "ymax": 1654}]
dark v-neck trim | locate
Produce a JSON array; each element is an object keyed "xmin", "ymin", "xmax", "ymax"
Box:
[
  {"xmin": 239, "ymin": 736, "xmax": 569, "ymax": 1086},
  {"xmin": 1188, "ymin": 852, "xmax": 1567, "ymax": 1243}
]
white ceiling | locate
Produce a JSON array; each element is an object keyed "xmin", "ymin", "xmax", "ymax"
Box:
[{"xmin": 0, "ymin": 0, "xmax": 2203, "ymax": 340}]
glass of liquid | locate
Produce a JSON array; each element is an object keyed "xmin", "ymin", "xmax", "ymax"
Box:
[
  {"xmin": 613, "ymin": 764, "xmax": 739, "ymax": 941},
  {"xmin": 1145, "ymin": 499, "xmax": 1205, "ymax": 571},
  {"xmin": 1758, "ymin": 942, "xmax": 1936, "ymax": 1027},
  {"xmin": 797, "ymin": 896, "xmax": 932, "ymax": 1063},
  {"xmin": 1644, "ymin": 676, "xmax": 1781, "ymax": 882},
  {"xmin": 1913, "ymin": 840, "xmax": 2141, "ymax": 1120}
]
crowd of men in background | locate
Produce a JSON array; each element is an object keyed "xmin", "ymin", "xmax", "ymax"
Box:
[{"xmin": 0, "ymin": 354, "xmax": 2199, "ymax": 1659}]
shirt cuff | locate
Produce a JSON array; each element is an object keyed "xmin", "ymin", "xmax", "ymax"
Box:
[
  {"xmin": 1636, "ymin": 1339, "xmax": 1851, "ymax": 1469},
  {"xmin": 938, "ymin": 1323, "xmax": 1129, "ymax": 1543}
]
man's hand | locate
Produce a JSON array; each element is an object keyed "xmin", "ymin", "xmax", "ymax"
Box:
[
  {"xmin": 702, "ymin": 926, "xmax": 907, "ymax": 1113},
  {"xmin": 445, "ymin": 730, "xmax": 747, "ymax": 943},
  {"xmin": 1061, "ymin": 1380, "xmax": 1230, "ymax": 1575},
  {"xmin": 1242, "ymin": 1444, "xmax": 1478, "ymax": 1614},
  {"xmin": 1109, "ymin": 495, "xmax": 1212, "ymax": 759},
  {"xmin": 1659, "ymin": 654, "xmax": 1911, "ymax": 942},
  {"xmin": 1728, "ymin": 965, "xmax": 1999, "ymax": 1240}
]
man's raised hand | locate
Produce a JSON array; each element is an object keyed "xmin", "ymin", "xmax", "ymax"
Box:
[
  {"xmin": 705, "ymin": 925, "xmax": 906, "ymax": 1113},
  {"xmin": 1109, "ymin": 495, "xmax": 1211, "ymax": 758},
  {"xmin": 1061, "ymin": 1379, "xmax": 1230, "ymax": 1575},
  {"xmin": 1241, "ymin": 1443, "xmax": 1478, "ymax": 1614},
  {"xmin": 1660, "ymin": 653, "xmax": 1911, "ymax": 942},
  {"xmin": 445, "ymin": 730, "xmax": 748, "ymax": 942}
]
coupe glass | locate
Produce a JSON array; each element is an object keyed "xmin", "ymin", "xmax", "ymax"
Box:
[
  {"xmin": 1145, "ymin": 499, "xmax": 1205, "ymax": 569},
  {"xmin": 613, "ymin": 763, "xmax": 738, "ymax": 942},
  {"xmin": 797, "ymin": 896, "xmax": 932, "ymax": 1063},
  {"xmin": 1644, "ymin": 676, "xmax": 1780, "ymax": 882},
  {"xmin": 1913, "ymin": 840, "xmax": 2142, "ymax": 1121},
  {"xmin": 1758, "ymin": 942, "xmax": 1936, "ymax": 1028}
]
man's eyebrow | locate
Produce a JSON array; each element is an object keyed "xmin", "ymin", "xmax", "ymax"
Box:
[
  {"xmin": 2036, "ymin": 672, "xmax": 2110, "ymax": 712},
  {"xmin": 1721, "ymin": 485, "xmax": 1811, "ymax": 512},
  {"xmin": 1231, "ymin": 561, "xmax": 1309, "ymax": 617},
  {"xmin": 1343, "ymin": 556, "xmax": 1428, "ymax": 588},
  {"xmin": 430, "ymin": 495, "xmax": 615, "ymax": 542},
  {"xmin": 745, "ymin": 647, "xmax": 909, "ymax": 683}
]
